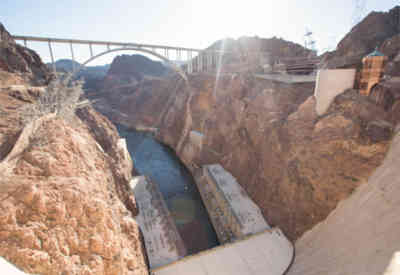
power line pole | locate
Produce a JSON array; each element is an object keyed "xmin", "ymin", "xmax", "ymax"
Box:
[{"xmin": 304, "ymin": 28, "xmax": 317, "ymax": 53}]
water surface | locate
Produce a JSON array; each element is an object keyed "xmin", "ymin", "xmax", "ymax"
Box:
[{"xmin": 117, "ymin": 125, "xmax": 218, "ymax": 254}]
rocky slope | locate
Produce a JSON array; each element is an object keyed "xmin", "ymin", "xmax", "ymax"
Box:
[
  {"xmin": 0, "ymin": 23, "xmax": 148, "ymax": 274},
  {"xmin": 208, "ymin": 36, "xmax": 313, "ymax": 60},
  {"xmin": 0, "ymin": 24, "xmax": 51, "ymax": 86},
  {"xmin": 94, "ymin": 70, "xmax": 398, "ymax": 240},
  {"xmin": 0, "ymin": 88, "xmax": 149, "ymax": 275},
  {"xmin": 101, "ymin": 54, "xmax": 168, "ymax": 92},
  {"xmin": 323, "ymin": 6, "xmax": 400, "ymax": 72},
  {"xmin": 0, "ymin": 110, "xmax": 148, "ymax": 275},
  {"xmin": 187, "ymin": 36, "xmax": 314, "ymax": 73},
  {"xmin": 288, "ymin": 127, "xmax": 400, "ymax": 275},
  {"xmin": 48, "ymin": 59, "xmax": 110, "ymax": 93},
  {"xmin": 49, "ymin": 59, "xmax": 82, "ymax": 72},
  {"xmin": 0, "ymin": 90, "xmax": 149, "ymax": 275},
  {"xmin": 91, "ymin": 6, "xmax": 400, "ymax": 241}
]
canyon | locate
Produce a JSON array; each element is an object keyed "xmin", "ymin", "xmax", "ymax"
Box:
[{"xmin": 1, "ymin": 5, "xmax": 400, "ymax": 275}]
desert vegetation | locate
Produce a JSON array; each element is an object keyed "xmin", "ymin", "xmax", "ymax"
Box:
[{"xmin": 19, "ymin": 76, "xmax": 84, "ymax": 126}]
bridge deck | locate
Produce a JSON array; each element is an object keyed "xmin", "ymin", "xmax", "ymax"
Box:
[
  {"xmin": 151, "ymin": 228, "xmax": 293, "ymax": 275},
  {"xmin": 12, "ymin": 35, "xmax": 203, "ymax": 52}
]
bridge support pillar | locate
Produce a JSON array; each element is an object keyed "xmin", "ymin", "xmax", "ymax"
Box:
[
  {"xmin": 48, "ymin": 40, "xmax": 56, "ymax": 73},
  {"xmin": 187, "ymin": 51, "xmax": 193, "ymax": 74},
  {"xmin": 69, "ymin": 42, "xmax": 75, "ymax": 71},
  {"xmin": 199, "ymin": 53, "xmax": 203, "ymax": 72},
  {"xmin": 89, "ymin": 43, "xmax": 93, "ymax": 57}
]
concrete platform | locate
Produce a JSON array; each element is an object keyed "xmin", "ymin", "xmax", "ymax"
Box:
[
  {"xmin": 130, "ymin": 176, "xmax": 187, "ymax": 269},
  {"xmin": 152, "ymin": 228, "xmax": 293, "ymax": 275},
  {"xmin": 254, "ymin": 73, "xmax": 316, "ymax": 84},
  {"xmin": 206, "ymin": 164, "xmax": 270, "ymax": 235},
  {"xmin": 195, "ymin": 164, "xmax": 270, "ymax": 243}
]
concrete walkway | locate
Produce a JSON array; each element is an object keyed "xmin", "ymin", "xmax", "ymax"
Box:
[
  {"xmin": 152, "ymin": 228, "xmax": 293, "ymax": 275},
  {"xmin": 254, "ymin": 73, "xmax": 316, "ymax": 84}
]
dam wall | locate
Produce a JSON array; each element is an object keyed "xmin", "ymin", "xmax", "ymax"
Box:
[
  {"xmin": 152, "ymin": 228, "xmax": 293, "ymax": 275},
  {"xmin": 131, "ymin": 162, "xmax": 291, "ymax": 274},
  {"xmin": 130, "ymin": 176, "xmax": 187, "ymax": 269},
  {"xmin": 314, "ymin": 69, "xmax": 356, "ymax": 115},
  {"xmin": 194, "ymin": 164, "xmax": 270, "ymax": 243}
]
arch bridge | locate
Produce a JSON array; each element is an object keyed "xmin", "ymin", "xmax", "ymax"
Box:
[
  {"xmin": 11, "ymin": 35, "xmax": 231, "ymax": 76},
  {"xmin": 11, "ymin": 35, "xmax": 321, "ymax": 79}
]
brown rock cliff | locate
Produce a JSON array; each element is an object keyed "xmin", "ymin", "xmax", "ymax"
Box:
[
  {"xmin": 0, "ymin": 23, "xmax": 51, "ymax": 86},
  {"xmin": 0, "ymin": 21, "xmax": 148, "ymax": 273},
  {"xmin": 94, "ymin": 73, "xmax": 395, "ymax": 241},
  {"xmin": 0, "ymin": 103, "xmax": 148, "ymax": 274}
]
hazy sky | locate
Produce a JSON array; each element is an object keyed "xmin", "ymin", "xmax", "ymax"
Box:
[{"xmin": 1, "ymin": 0, "xmax": 399, "ymax": 65}]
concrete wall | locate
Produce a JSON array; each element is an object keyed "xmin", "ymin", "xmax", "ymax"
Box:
[
  {"xmin": 194, "ymin": 164, "xmax": 270, "ymax": 243},
  {"xmin": 0, "ymin": 257, "xmax": 29, "ymax": 275},
  {"xmin": 194, "ymin": 168, "xmax": 233, "ymax": 243},
  {"xmin": 130, "ymin": 176, "xmax": 187, "ymax": 269},
  {"xmin": 288, "ymin": 131, "xmax": 400, "ymax": 275},
  {"xmin": 255, "ymin": 73, "xmax": 316, "ymax": 84},
  {"xmin": 152, "ymin": 228, "xmax": 293, "ymax": 275},
  {"xmin": 383, "ymin": 253, "xmax": 400, "ymax": 275},
  {"xmin": 314, "ymin": 69, "xmax": 356, "ymax": 115}
]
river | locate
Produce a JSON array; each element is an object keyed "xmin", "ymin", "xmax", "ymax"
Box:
[{"xmin": 117, "ymin": 125, "xmax": 219, "ymax": 255}]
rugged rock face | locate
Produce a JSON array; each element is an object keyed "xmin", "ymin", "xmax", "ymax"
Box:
[
  {"xmin": 208, "ymin": 36, "xmax": 313, "ymax": 61},
  {"xmin": 0, "ymin": 99, "xmax": 148, "ymax": 274},
  {"xmin": 323, "ymin": 6, "xmax": 400, "ymax": 70},
  {"xmin": 380, "ymin": 33, "xmax": 400, "ymax": 76},
  {"xmin": 0, "ymin": 85, "xmax": 47, "ymax": 162},
  {"xmin": 0, "ymin": 22, "xmax": 148, "ymax": 274},
  {"xmin": 102, "ymin": 54, "xmax": 168, "ymax": 92},
  {"xmin": 288, "ymin": 128, "xmax": 400, "ymax": 275},
  {"xmin": 50, "ymin": 59, "xmax": 82, "ymax": 73},
  {"xmin": 92, "ymin": 76, "xmax": 185, "ymax": 129},
  {"xmin": 94, "ymin": 72, "xmax": 395, "ymax": 240},
  {"xmin": 189, "ymin": 36, "xmax": 313, "ymax": 73},
  {"xmin": 0, "ymin": 23, "xmax": 51, "ymax": 86}
]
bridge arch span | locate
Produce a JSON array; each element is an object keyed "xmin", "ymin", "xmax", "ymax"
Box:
[{"xmin": 73, "ymin": 46, "xmax": 187, "ymax": 80}]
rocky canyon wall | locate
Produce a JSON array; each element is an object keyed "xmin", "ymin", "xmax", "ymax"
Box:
[
  {"xmin": 288, "ymin": 128, "xmax": 400, "ymax": 275},
  {"xmin": 0, "ymin": 23, "xmax": 51, "ymax": 86},
  {"xmin": 94, "ymin": 72, "xmax": 397, "ymax": 240},
  {"xmin": 0, "ymin": 102, "xmax": 149, "ymax": 274}
]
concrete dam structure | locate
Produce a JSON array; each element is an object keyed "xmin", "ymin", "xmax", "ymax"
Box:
[
  {"xmin": 130, "ymin": 176, "xmax": 187, "ymax": 269},
  {"xmin": 152, "ymin": 228, "xmax": 293, "ymax": 275},
  {"xmin": 195, "ymin": 164, "xmax": 270, "ymax": 243},
  {"xmin": 131, "ymin": 164, "xmax": 293, "ymax": 274}
]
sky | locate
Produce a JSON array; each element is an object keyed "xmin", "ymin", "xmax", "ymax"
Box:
[{"xmin": 1, "ymin": 0, "xmax": 399, "ymax": 65}]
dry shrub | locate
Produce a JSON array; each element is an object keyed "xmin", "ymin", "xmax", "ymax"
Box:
[{"xmin": 19, "ymin": 75, "xmax": 83, "ymax": 126}]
